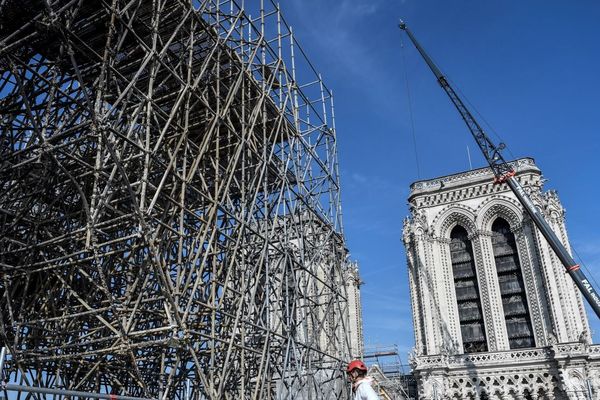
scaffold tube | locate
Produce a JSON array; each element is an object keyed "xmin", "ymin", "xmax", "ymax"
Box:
[{"xmin": 2, "ymin": 384, "xmax": 155, "ymax": 400}]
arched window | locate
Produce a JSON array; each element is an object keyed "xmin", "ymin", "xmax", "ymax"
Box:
[
  {"xmin": 491, "ymin": 218, "xmax": 535, "ymax": 349},
  {"xmin": 450, "ymin": 225, "xmax": 488, "ymax": 353}
]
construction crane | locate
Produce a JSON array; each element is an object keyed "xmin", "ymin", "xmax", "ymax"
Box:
[{"xmin": 398, "ymin": 20, "xmax": 600, "ymax": 319}]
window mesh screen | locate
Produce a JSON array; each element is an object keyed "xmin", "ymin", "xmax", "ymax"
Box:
[
  {"xmin": 491, "ymin": 218, "xmax": 535, "ymax": 349},
  {"xmin": 450, "ymin": 226, "xmax": 488, "ymax": 353}
]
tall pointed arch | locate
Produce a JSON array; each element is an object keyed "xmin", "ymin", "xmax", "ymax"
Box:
[
  {"xmin": 450, "ymin": 225, "xmax": 488, "ymax": 353},
  {"xmin": 491, "ymin": 218, "xmax": 535, "ymax": 349}
]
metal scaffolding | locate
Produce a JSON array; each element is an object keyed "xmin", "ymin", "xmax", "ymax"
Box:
[
  {"xmin": 363, "ymin": 345, "xmax": 417, "ymax": 400},
  {"xmin": 0, "ymin": 0, "xmax": 351, "ymax": 398}
]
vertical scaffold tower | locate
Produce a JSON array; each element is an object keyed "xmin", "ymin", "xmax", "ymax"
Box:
[{"xmin": 0, "ymin": 0, "xmax": 351, "ymax": 398}]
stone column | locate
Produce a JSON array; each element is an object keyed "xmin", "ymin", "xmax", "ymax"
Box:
[{"xmin": 474, "ymin": 229, "xmax": 509, "ymax": 351}]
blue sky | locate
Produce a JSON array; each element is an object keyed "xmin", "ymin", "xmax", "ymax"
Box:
[{"xmin": 285, "ymin": 0, "xmax": 600, "ymax": 363}]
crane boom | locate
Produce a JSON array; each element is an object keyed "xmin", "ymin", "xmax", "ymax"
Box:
[{"xmin": 399, "ymin": 21, "xmax": 600, "ymax": 319}]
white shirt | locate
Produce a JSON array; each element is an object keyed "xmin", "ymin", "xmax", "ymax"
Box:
[{"xmin": 354, "ymin": 378, "xmax": 380, "ymax": 400}]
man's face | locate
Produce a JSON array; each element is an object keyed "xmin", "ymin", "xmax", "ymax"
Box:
[{"xmin": 347, "ymin": 369, "xmax": 360, "ymax": 383}]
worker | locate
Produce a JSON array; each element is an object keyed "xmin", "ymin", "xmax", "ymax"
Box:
[{"xmin": 347, "ymin": 360, "xmax": 380, "ymax": 400}]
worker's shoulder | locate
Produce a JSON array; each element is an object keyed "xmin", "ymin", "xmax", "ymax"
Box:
[{"xmin": 355, "ymin": 380, "xmax": 379, "ymax": 399}]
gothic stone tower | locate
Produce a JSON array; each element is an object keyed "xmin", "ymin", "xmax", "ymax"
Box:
[
  {"xmin": 345, "ymin": 261, "xmax": 365, "ymax": 359},
  {"xmin": 403, "ymin": 158, "xmax": 600, "ymax": 399}
]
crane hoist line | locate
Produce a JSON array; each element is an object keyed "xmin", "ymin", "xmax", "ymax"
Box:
[{"xmin": 398, "ymin": 20, "xmax": 600, "ymax": 320}]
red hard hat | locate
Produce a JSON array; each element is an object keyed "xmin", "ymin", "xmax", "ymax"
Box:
[{"xmin": 346, "ymin": 360, "xmax": 367, "ymax": 373}]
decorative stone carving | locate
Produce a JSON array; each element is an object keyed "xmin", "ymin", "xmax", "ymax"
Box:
[
  {"xmin": 433, "ymin": 206, "xmax": 477, "ymax": 238},
  {"xmin": 477, "ymin": 197, "xmax": 523, "ymax": 231}
]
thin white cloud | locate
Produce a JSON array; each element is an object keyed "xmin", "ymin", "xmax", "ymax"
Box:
[
  {"xmin": 572, "ymin": 238, "xmax": 600, "ymax": 281},
  {"xmin": 351, "ymin": 172, "xmax": 368, "ymax": 184},
  {"xmin": 345, "ymin": 170, "xmax": 404, "ymax": 197},
  {"xmin": 574, "ymin": 240, "xmax": 600, "ymax": 257},
  {"xmin": 360, "ymin": 263, "xmax": 403, "ymax": 278},
  {"xmin": 288, "ymin": 0, "xmax": 385, "ymax": 79}
]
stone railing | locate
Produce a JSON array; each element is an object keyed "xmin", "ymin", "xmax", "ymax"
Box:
[
  {"xmin": 589, "ymin": 344, "xmax": 600, "ymax": 355},
  {"xmin": 452, "ymin": 347, "xmax": 552, "ymax": 366},
  {"xmin": 554, "ymin": 343, "xmax": 586, "ymax": 354},
  {"xmin": 414, "ymin": 343, "xmax": 600, "ymax": 370},
  {"xmin": 412, "ymin": 344, "xmax": 600, "ymax": 369},
  {"xmin": 553, "ymin": 342, "xmax": 600, "ymax": 357},
  {"xmin": 410, "ymin": 157, "xmax": 538, "ymax": 192}
]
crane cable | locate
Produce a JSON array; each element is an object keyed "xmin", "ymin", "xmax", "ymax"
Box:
[
  {"xmin": 573, "ymin": 247, "xmax": 600, "ymax": 299},
  {"xmin": 399, "ymin": 34, "xmax": 421, "ymax": 179},
  {"xmin": 446, "ymin": 75, "xmax": 600, "ymax": 299},
  {"xmin": 444, "ymin": 75, "xmax": 600, "ymax": 304},
  {"xmin": 440, "ymin": 74, "xmax": 600, "ymax": 309},
  {"xmin": 442, "ymin": 77, "xmax": 600, "ymax": 293}
]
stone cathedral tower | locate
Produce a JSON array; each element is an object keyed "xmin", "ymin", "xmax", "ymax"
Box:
[{"xmin": 403, "ymin": 158, "xmax": 600, "ymax": 400}]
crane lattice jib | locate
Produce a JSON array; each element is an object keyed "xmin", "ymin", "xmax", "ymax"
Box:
[{"xmin": 399, "ymin": 20, "xmax": 600, "ymax": 319}]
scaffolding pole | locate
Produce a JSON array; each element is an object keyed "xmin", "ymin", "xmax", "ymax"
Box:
[
  {"xmin": 0, "ymin": 1, "xmax": 351, "ymax": 398},
  {"xmin": 2, "ymin": 384, "xmax": 154, "ymax": 400}
]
